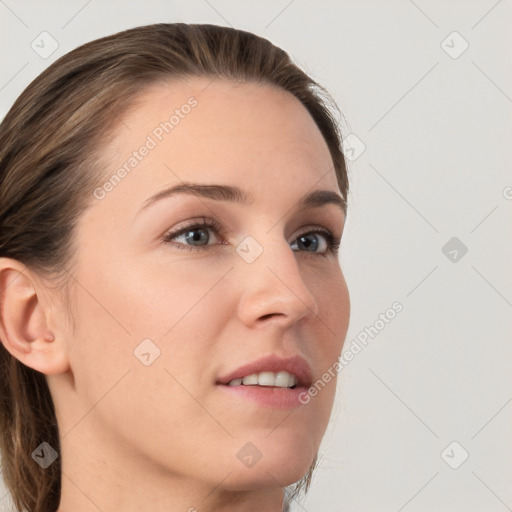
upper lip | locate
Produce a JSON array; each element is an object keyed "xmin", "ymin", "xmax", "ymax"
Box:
[{"xmin": 216, "ymin": 354, "xmax": 313, "ymax": 387}]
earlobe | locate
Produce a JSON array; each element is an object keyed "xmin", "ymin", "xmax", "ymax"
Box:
[{"xmin": 0, "ymin": 258, "xmax": 70, "ymax": 375}]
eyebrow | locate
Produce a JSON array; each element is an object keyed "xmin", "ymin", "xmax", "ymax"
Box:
[{"xmin": 139, "ymin": 182, "xmax": 346, "ymax": 215}]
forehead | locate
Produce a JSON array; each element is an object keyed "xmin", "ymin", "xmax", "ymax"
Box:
[
  {"xmin": 110, "ymin": 76, "xmax": 334, "ymax": 171},
  {"xmin": 90, "ymin": 77, "xmax": 339, "ymax": 220}
]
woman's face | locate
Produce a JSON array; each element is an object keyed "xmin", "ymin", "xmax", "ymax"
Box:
[{"xmin": 48, "ymin": 77, "xmax": 350, "ymax": 498}]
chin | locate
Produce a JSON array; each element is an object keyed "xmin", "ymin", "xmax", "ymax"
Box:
[
  {"xmin": 233, "ymin": 463, "xmax": 313, "ymax": 491},
  {"xmin": 220, "ymin": 442, "xmax": 317, "ymax": 491}
]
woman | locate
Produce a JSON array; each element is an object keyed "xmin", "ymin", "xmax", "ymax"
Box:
[{"xmin": 0, "ymin": 23, "xmax": 350, "ymax": 512}]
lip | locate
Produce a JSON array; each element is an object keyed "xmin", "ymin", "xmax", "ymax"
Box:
[
  {"xmin": 217, "ymin": 384, "xmax": 310, "ymax": 409},
  {"xmin": 216, "ymin": 354, "xmax": 313, "ymax": 388}
]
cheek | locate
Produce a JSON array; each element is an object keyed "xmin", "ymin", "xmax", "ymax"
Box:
[
  {"xmin": 301, "ymin": 271, "xmax": 349, "ymax": 418},
  {"xmin": 68, "ymin": 247, "xmax": 232, "ymax": 365},
  {"xmin": 62, "ymin": 267, "xmax": 230, "ymax": 473},
  {"xmin": 110, "ymin": 255, "xmax": 230, "ymax": 339},
  {"xmin": 308, "ymin": 266, "xmax": 350, "ymax": 355}
]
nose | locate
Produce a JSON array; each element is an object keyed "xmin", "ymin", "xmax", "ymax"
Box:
[{"xmin": 235, "ymin": 233, "xmax": 320, "ymax": 328}]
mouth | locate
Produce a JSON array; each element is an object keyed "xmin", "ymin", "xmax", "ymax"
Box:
[
  {"xmin": 215, "ymin": 354, "xmax": 313, "ymax": 409},
  {"xmin": 224, "ymin": 370, "xmax": 299, "ymax": 389}
]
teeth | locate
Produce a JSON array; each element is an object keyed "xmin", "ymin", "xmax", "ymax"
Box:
[
  {"xmin": 242, "ymin": 374, "xmax": 259, "ymax": 385},
  {"xmin": 257, "ymin": 371, "xmax": 275, "ymax": 386},
  {"xmin": 229, "ymin": 371, "xmax": 298, "ymax": 388},
  {"xmin": 275, "ymin": 371, "xmax": 293, "ymax": 387}
]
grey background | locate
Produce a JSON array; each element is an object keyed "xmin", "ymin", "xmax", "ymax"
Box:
[{"xmin": 1, "ymin": 1, "xmax": 511, "ymax": 511}]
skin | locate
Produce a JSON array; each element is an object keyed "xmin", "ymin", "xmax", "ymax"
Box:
[{"xmin": 0, "ymin": 77, "xmax": 350, "ymax": 512}]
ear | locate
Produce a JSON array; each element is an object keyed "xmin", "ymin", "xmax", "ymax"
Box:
[{"xmin": 0, "ymin": 257, "xmax": 70, "ymax": 375}]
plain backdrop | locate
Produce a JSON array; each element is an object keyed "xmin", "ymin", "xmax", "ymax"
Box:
[{"xmin": 1, "ymin": 1, "xmax": 511, "ymax": 511}]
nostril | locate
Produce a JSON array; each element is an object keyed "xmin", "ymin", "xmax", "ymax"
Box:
[{"xmin": 260, "ymin": 312, "xmax": 287, "ymax": 322}]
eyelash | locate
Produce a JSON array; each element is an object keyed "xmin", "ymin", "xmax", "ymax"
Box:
[{"xmin": 161, "ymin": 217, "xmax": 341, "ymax": 255}]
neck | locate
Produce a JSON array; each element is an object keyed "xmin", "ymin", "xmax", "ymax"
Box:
[{"xmin": 56, "ymin": 423, "xmax": 287, "ymax": 512}]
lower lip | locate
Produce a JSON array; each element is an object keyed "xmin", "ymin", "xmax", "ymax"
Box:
[{"xmin": 217, "ymin": 384, "xmax": 308, "ymax": 409}]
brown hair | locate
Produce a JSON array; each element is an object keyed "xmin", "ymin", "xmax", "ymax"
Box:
[{"xmin": 0, "ymin": 22, "xmax": 348, "ymax": 512}]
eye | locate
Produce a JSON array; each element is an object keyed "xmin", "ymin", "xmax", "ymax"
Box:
[
  {"xmin": 290, "ymin": 228, "xmax": 341, "ymax": 255},
  {"xmin": 161, "ymin": 217, "xmax": 224, "ymax": 252},
  {"xmin": 162, "ymin": 217, "xmax": 341, "ymax": 255}
]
